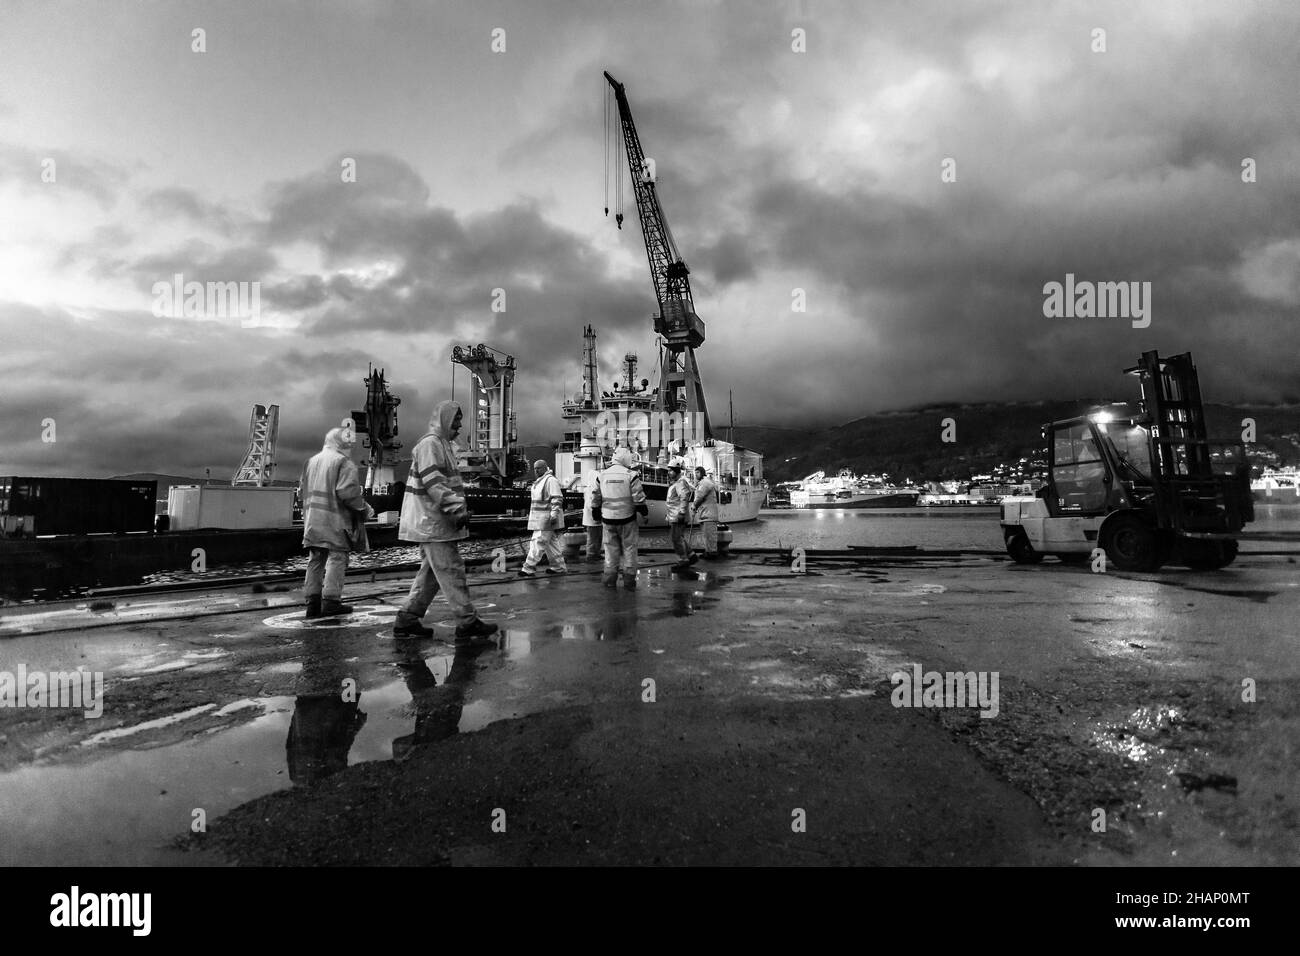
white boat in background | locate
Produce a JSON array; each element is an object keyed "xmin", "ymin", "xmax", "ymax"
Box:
[
  {"xmin": 1252, "ymin": 466, "xmax": 1300, "ymax": 504},
  {"xmin": 789, "ymin": 468, "xmax": 921, "ymax": 509}
]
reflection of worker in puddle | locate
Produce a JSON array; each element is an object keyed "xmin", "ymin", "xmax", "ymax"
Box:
[
  {"xmin": 391, "ymin": 644, "xmax": 481, "ymax": 760},
  {"xmin": 287, "ymin": 640, "xmax": 368, "ymax": 785}
]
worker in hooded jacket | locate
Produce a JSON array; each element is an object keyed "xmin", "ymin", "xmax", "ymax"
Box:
[
  {"xmin": 692, "ymin": 465, "xmax": 720, "ymax": 559},
  {"xmin": 519, "ymin": 459, "xmax": 567, "ymax": 576},
  {"xmin": 590, "ymin": 446, "xmax": 648, "ymax": 588},
  {"xmin": 300, "ymin": 426, "xmax": 374, "ymax": 618},
  {"xmin": 392, "ymin": 400, "xmax": 498, "ymax": 643}
]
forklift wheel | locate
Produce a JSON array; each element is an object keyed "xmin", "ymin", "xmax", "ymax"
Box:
[
  {"xmin": 1102, "ymin": 514, "xmax": 1162, "ymax": 572},
  {"xmin": 1005, "ymin": 529, "xmax": 1043, "ymax": 564},
  {"xmin": 1180, "ymin": 539, "xmax": 1239, "ymax": 570}
]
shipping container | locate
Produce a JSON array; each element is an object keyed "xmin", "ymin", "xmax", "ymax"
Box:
[
  {"xmin": 0, "ymin": 477, "xmax": 157, "ymax": 536},
  {"xmin": 166, "ymin": 484, "xmax": 296, "ymax": 530}
]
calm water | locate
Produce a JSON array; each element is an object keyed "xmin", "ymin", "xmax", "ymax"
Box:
[{"xmin": 144, "ymin": 504, "xmax": 1299, "ymax": 585}]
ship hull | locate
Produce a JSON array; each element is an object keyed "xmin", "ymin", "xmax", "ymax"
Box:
[
  {"xmin": 1253, "ymin": 489, "xmax": 1300, "ymax": 506},
  {"xmin": 635, "ymin": 479, "xmax": 764, "ymax": 528},
  {"xmin": 790, "ymin": 491, "xmax": 921, "ymax": 509}
]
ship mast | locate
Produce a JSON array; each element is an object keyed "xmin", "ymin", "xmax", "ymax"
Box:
[{"xmin": 604, "ymin": 70, "xmax": 713, "ymax": 440}]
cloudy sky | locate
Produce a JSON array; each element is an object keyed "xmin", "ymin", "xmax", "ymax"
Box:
[{"xmin": 1, "ymin": 0, "xmax": 1297, "ymax": 479}]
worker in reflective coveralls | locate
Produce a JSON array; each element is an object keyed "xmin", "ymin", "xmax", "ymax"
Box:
[
  {"xmin": 666, "ymin": 461, "xmax": 696, "ymax": 570},
  {"xmin": 519, "ymin": 459, "xmax": 567, "ymax": 576},
  {"xmin": 692, "ymin": 465, "xmax": 720, "ymax": 559},
  {"xmin": 300, "ymin": 426, "xmax": 373, "ymax": 618},
  {"xmin": 591, "ymin": 446, "xmax": 648, "ymax": 589},
  {"xmin": 392, "ymin": 400, "xmax": 498, "ymax": 644},
  {"xmin": 582, "ymin": 468, "xmax": 603, "ymax": 562}
]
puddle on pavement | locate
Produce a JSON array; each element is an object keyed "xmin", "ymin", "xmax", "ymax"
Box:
[
  {"xmin": 0, "ymin": 645, "xmax": 523, "ymax": 866},
  {"xmin": 498, "ymin": 614, "xmax": 640, "ymax": 656}
]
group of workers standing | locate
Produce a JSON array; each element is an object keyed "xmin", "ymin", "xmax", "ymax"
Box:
[{"xmin": 298, "ymin": 396, "xmax": 722, "ymax": 640}]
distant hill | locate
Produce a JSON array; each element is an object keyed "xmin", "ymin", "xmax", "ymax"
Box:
[{"xmin": 733, "ymin": 402, "xmax": 1300, "ymax": 485}]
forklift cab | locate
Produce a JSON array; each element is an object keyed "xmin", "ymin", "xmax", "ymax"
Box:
[{"xmin": 1044, "ymin": 412, "xmax": 1151, "ymax": 518}]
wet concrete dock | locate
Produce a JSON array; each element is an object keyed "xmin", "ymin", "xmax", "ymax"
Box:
[{"xmin": 1, "ymin": 549, "xmax": 1297, "ymax": 866}]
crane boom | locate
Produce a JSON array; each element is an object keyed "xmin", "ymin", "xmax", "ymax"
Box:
[
  {"xmin": 604, "ymin": 71, "xmax": 705, "ymax": 351},
  {"xmin": 604, "ymin": 70, "xmax": 712, "ymax": 438}
]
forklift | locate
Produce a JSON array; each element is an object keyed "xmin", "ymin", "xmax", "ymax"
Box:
[{"xmin": 1001, "ymin": 351, "xmax": 1253, "ymax": 572}]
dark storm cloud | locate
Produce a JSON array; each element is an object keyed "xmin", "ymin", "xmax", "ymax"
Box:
[
  {"xmin": 130, "ymin": 242, "xmax": 279, "ymax": 291},
  {"xmin": 0, "ymin": 143, "xmax": 129, "ymax": 207},
  {"xmin": 257, "ymin": 156, "xmax": 656, "ymax": 371},
  {"xmin": 141, "ymin": 187, "xmax": 237, "ymax": 234},
  {"xmin": 695, "ymin": 233, "xmax": 756, "ymax": 286}
]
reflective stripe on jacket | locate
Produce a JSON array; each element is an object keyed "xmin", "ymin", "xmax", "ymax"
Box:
[
  {"xmin": 300, "ymin": 449, "xmax": 367, "ymax": 550},
  {"xmin": 692, "ymin": 475, "xmax": 719, "ymax": 521},
  {"xmin": 399, "ymin": 431, "xmax": 468, "ymax": 542},
  {"xmin": 527, "ymin": 472, "xmax": 564, "ymax": 531},
  {"xmin": 592, "ymin": 463, "xmax": 646, "ymax": 524},
  {"xmin": 666, "ymin": 476, "xmax": 692, "ymax": 524}
]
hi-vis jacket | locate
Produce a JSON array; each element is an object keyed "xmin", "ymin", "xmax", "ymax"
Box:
[
  {"xmin": 666, "ymin": 475, "xmax": 693, "ymax": 524},
  {"xmin": 528, "ymin": 468, "xmax": 564, "ymax": 531},
  {"xmin": 592, "ymin": 448, "xmax": 647, "ymax": 525},
  {"xmin": 300, "ymin": 428, "xmax": 369, "ymax": 551},
  {"xmin": 692, "ymin": 473, "xmax": 719, "ymax": 522},
  {"xmin": 582, "ymin": 470, "xmax": 601, "ymax": 528},
  {"xmin": 399, "ymin": 400, "xmax": 469, "ymax": 543}
]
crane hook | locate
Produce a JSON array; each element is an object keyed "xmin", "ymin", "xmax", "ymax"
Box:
[{"xmin": 616, "ymin": 213, "xmax": 624, "ymax": 229}]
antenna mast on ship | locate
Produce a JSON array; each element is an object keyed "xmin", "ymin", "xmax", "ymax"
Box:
[{"xmin": 604, "ymin": 70, "xmax": 713, "ymax": 439}]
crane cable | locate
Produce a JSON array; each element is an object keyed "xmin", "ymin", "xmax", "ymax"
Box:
[{"xmin": 603, "ymin": 85, "xmax": 609, "ymax": 218}]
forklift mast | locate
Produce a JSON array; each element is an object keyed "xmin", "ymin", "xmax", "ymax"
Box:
[{"xmin": 1124, "ymin": 350, "xmax": 1251, "ymax": 532}]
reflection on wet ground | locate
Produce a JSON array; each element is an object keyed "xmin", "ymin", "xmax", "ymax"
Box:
[{"xmin": 0, "ymin": 566, "xmax": 737, "ymax": 865}]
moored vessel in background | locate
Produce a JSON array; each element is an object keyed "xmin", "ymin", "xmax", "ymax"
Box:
[
  {"xmin": 788, "ymin": 469, "xmax": 920, "ymax": 509},
  {"xmin": 1252, "ymin": 466, "xmax": 1300, "ymax": 505}
]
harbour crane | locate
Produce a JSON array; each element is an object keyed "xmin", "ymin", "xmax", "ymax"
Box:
[{"xmin": 604, "ymin": 70, "xmax": 713, "ymax": 439}]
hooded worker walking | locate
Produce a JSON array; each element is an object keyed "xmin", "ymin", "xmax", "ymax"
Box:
[
  {"xmin": 519, "ymin": 459, "xmax": 567, "ymax": 576},
  {"xmin": 392, "ymin": 400, "xmax": 498, "ymax": 644},
  {"xmin": 300, "ymin": 426, "xmax": 374, "ymax": 618},
  {"xmin": 591, "ymin": 446, "xmax": 648, "ymax": 588}
]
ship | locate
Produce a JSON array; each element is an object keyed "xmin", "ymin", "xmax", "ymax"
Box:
[
  {"xmin": 553, "ymin": 328, "xmax": 765, "ymax": 528},
  {"xmin": 788, "ymin": 469, "xmax": 921, "ymax": 509},
  {"xmin": 1252, "ymin": 466, "xmax": 1300, "ymax": 505}
]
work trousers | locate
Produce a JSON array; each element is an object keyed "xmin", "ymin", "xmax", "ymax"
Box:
[
  {"xmin": 400, "ymin": 541, "xmax": 477, "ymax": 625},
  {"xmin": 700, "ymin": 519, "xmax": 718, "ymax": 555},
  {"xmin": 522, "ymin": 527, "xmax": 567, "ymax": 572},
  {"xmin": 602, "ymin": 521, "xmax": 639, "ymax": 576},
  {"xmin": 305, "ymin": 548, "xmax": 349, "ymax": 600},
  {"xmin": 670, "ymin": 522, "xmax": 691, "ymax": 561},
  {"xmin": 585, "ymin": 525, "xmax": 602, "ymax": 559}
]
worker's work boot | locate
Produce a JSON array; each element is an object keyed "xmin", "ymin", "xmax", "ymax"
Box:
[
  {"xmin": 320, "ymin": 598, "xmax": 354, "ymax": 616},
  {"xmin": 393, "ymin": 611, "xmax": 434, "ymax": 639},
  {"xmin": 601, "ymin": 573, "xmax": 617, "ymax": 588},
  {"xmin": 622, "ymin": 572, "xmax": 637, "ymax": 590},
  {"xmin": 454, "ymin": 618, "xmax": 499, "ymax": 647},
  {"xmin": 305, "ymin": 595, "xmax": 322, "ymax": 619}
]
